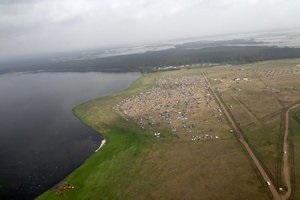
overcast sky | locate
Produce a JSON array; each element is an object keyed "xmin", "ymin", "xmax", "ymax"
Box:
[{"xmin": 1, "ymin": 0, "xmax": 300, "ymax": 58}]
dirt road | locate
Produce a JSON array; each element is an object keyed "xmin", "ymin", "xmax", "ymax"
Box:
[
  {"xmin": 203, "ymin": 74, "xmax": 282, "ymax": 200},
  {"xmin": 281, "ymin": 104, "xmax": 300, "ymax": 200}
]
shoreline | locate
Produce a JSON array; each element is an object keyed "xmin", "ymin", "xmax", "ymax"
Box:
[{"xmin": 37, "ymin": 72, "xmax": 154, "ymax": 199}]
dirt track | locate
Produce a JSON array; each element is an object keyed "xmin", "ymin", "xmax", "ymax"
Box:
[
  {"xmin": 231, "ymin": 95, "xmax": 263, "ymax": 126},
  {"xmin": 281, "ymin": 104, "xmax": 300, "ymax": 200},
  {"xmin": 203, "ymin": 74, "xmax": 282, "ymax": 200}
]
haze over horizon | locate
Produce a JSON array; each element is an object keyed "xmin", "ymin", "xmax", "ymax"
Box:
[{"xmin": 1, "ymin": 0, "xmax": 300, "ymax": 59}]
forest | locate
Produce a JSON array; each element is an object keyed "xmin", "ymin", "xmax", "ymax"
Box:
[{"xmin": 1, "ymin": 40, "xmax": 300, "ymax": 74}]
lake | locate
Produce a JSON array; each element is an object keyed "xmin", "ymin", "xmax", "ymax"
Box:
[{"xmin": 0, "ymin": 72, "xmax": 140, "ymax": 200}]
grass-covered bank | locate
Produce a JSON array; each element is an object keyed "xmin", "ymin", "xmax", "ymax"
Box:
[{"xmin": 37, "ymin": 74, "xmax": 157, "ymax": 200}]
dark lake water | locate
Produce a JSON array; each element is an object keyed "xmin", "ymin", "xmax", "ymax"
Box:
[{"xmin": 0, "ymin": 72, "xmax": 139, "ymax": 200}]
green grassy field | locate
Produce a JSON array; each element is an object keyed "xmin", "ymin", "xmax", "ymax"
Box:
[
  {"xmin": 205, "ymin": 59, "xmax": 300, "ymax": 195},
  {"xmin": 38, "ymin": 67, "xmax": 272, "ymax": 200},
  {"xmin": 290, "ymin": 108, "xmax": 300, "ymax": 199}
]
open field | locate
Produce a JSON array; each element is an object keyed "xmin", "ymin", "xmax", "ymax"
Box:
[
  {"xmin": 205, "ymin": 58, "xmax": 300, "ymax": 198},
  {"xmin": 38, "ymin": 67, "xmax": 270, "ymax": 199},
  {"xmin": 290, "ymin": 108, "xmax": 300, "ymax": 199},
  {"xmin": 38, "ymin": 58, "xmax": 300, "ymax": 200}
]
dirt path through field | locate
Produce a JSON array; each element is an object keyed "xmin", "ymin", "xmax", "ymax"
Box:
[
  {"xmin": 231, "ymin": 95, "xmax": 263, "ymax": 126},
  {"xmin": 281, "ymin": 104, "xmax": 300, "ymax": 200},
  {"xmin": 203, "ymin": 73, "xmax": 282, "ymax": 200}
]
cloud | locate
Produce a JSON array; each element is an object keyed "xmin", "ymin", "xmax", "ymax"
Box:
[{"xmin": 0, "ymin": 0, "xmax": 300, "ymax": 58}]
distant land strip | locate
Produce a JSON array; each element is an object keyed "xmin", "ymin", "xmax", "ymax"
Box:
[{"xmin": 2, "ymin": 45, "xmax": 300, "ymax": 74}]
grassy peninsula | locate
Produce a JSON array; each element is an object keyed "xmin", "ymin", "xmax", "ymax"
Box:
[
  {"xmin": 38, "ymin": 56, "xmax": 300, "ymax": 200},
  {"xmin": 38, "ymin": 66, "xmax": 274, "ymax": 200}
]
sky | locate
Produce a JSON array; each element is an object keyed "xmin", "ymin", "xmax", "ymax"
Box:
[{"xmin": 1, "ymin": 0, "xmax": 300, "ymax": 59}]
